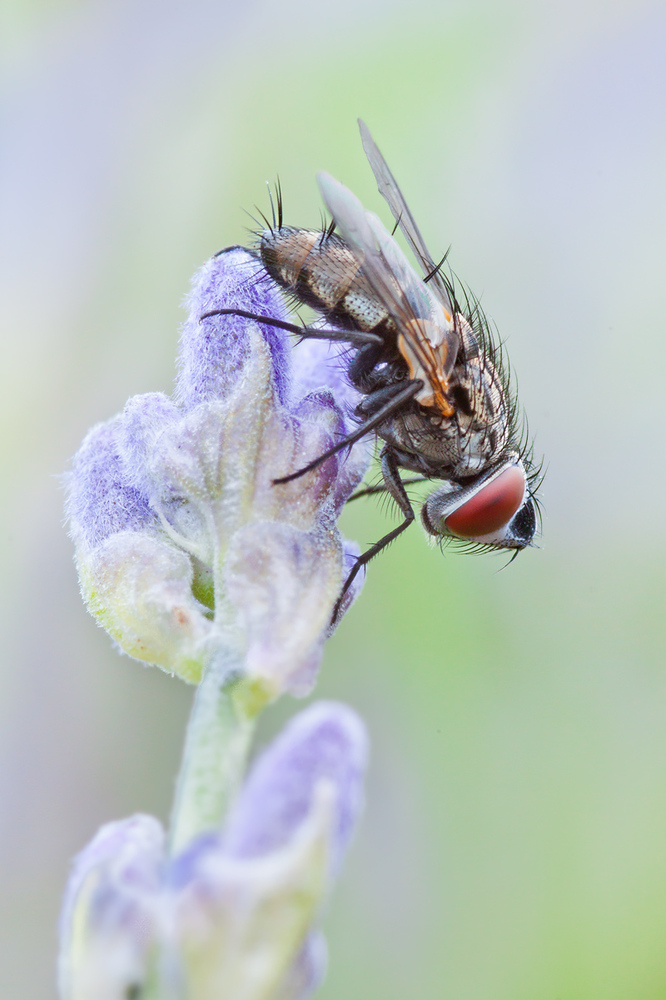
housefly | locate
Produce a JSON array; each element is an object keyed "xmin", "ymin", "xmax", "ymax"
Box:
[{"xmin": 204, "ymin": 121, "xmax": 541, "ymax": 615}]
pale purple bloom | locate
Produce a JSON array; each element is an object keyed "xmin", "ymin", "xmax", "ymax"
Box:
[
  {"xmin": 58, "ymin": 815, "xmax": 164, "ymax": 1000},
  {"xmin": 62, "ymin": 247, "xmax": 373, "ymax": 999},
  {"xmin": 59, "ymin": 702, "xmax": 368, "ymax": 1000},
  {"xmin": 65, "ymin": 248, "xmax": 371, "ymax": 691},
  {"xmin": 221, "ymin": 701, "xmax": 366, "ymax": 874}
]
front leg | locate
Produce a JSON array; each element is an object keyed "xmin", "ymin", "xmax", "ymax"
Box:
[
  {"xmin": 274, "ymin": 380, "xmax": 423, "ymax": 485},
  {"xmin": 199, "ymin": 307, "xmax": 382, "ymax": 348},
  {"xmin": 347, "ymin": 475, "xmax": 428, "ymax": 502},
  {"xmin": 332, "ymin": 446, "xmax": 416, "ymax": 623}
]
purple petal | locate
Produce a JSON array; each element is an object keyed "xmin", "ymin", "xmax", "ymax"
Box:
[
  {"xmin": 290, "ymin": 339, "xmax": 373, "ymax": 510},
  {"xmin": 289, "ymin": 387, "xmax": 372, "ymax": 515},
  {"xmin": 176, "ymin": 248, "xmax": 291, "ymax": 409},
  {"xmin": 223, "ymin": 702, "xmax": 367, "ymax": 875},
  {"xmin": 167, "ymin": 830, "xmax": 221, "ymax": 892},
  {"xmin": 283, "ymin": 389, "xmax": 349, "ymax": 509},
  {"xmin": 290, "ymin": 338, "xmax": 361, "ymax": 424},
  {"xmin": 58, "ymin": 815, "xmax": 164, "ymax": 995},
  {"xmin": 225, "ymin": 522, "xmax": 341, "ymax": 698},
  {"xmin": 60, "ymin": 815, "xmax": 164, "ymax": 930},
  {"xmin": 119, "ymin": 392, "xmax": 180, "ymax": 501},
  {"xmin": 66, "ymin": 416, "xmax": 157, "ymax": 550}
]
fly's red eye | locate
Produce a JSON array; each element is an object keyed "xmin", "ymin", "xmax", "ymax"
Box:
[{"xmin": 445, "ymin": 466, "xmax": 526, "ymax": 538}]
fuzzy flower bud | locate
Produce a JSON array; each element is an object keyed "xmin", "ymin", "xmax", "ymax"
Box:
[
  {"xmin": 58, "ymin": 702, "xmax": 368, "ymax": 1000},
  {"xmin": 66, "ymin": 249, "xmax": 371, "ymax": 694}
]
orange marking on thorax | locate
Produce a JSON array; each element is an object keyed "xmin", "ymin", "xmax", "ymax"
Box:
[{"xmin": 398, "ymin": 320, "xmax": 455, "ymax": 418}]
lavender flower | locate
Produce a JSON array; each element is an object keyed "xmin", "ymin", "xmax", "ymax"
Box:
[
  {"xmin": 66, "ymin": 248, "xmax": 371, "ymax": 696},
  {"xmin": 57, "ymin": 814, "xmax": 164, "ymax": 1000},
  {"xmin": 62, "ymin": 245, "xmax": 373, "ymax": 1000},
  {"xmin": 58, "ymin": 702, "xmax": 368, "ymax": 1000}
]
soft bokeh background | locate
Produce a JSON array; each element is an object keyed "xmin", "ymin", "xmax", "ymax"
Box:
[{"xmin": 2, "ymin": 0, "xmax": 666, "ymax": 997}]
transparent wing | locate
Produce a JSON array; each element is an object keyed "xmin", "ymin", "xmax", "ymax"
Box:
[
  {"xmin": 358, "ymin": 119, "xmax": 455, "ymax": 317},
  {"xmin": 318, "ymin": 170, "xmax": 459, "ymax": 384},
  {"xmin": 317, "ymin": 172, "xmax": 429, "ymax": 323}
]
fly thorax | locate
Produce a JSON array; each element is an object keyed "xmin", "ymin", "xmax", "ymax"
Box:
[
  {"xmin": 455, "ymin": 314, "xmax": 481, "ymax": 362},
  {"xmin": 448, "ymin": 355, "xmax": 510, "ymax": 474}
]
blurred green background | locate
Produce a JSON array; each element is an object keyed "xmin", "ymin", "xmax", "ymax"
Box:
[{"xmin": 2, "ymin": 0, "xmax": 666, "ymax": 997}]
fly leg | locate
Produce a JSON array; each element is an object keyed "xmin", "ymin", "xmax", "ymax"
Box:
[
  {"xmin": 199, "ymin": 307, "xmax": 382, "ymax": 348},
  {"xmin": 274, "ymin": 379, "xmax": 423, "ymax": 484},
  {"xmin": 201, "ymin": 308, "xmax": 424, "ymax": 485},
  {"xmin": 348, "ymin": 476, "xmax": 428, "ymax": 502},
  {"xmin": 332, "ymin": 445, "xmax": 416, "ymax": 623}
]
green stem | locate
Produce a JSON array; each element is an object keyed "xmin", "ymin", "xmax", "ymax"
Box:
[{"xmin": 168, "ymin": 644, "xmax": 257, "ymax": 857}]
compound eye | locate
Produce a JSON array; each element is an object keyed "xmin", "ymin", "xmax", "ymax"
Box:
[{"xmin": 445, "ymin": 465, "xmax": 526, "ymax": 539}]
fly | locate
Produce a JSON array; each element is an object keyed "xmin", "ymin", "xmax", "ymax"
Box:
[{"xmin": 203, "ymin": 120, "xmax": 542, "ymax": 619}]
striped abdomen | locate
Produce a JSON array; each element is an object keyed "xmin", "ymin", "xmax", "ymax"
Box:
[{"xmin": 259, "ymin": 227, "xmax": 392, "ymax": 333}]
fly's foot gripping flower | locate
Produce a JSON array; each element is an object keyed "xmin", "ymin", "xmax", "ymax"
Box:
[
  {"xmin": 58, "ymin": 702, "xmax": 367, "ymax": 1000},
  {"xmin": 66, "ymin": 249, "xmax": 371, "ymax": 694}
]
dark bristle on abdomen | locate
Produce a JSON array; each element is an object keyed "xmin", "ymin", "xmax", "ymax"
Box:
[{"xmin": 259, "ymin": 227, "xmax": 359, "ymax": 315}]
